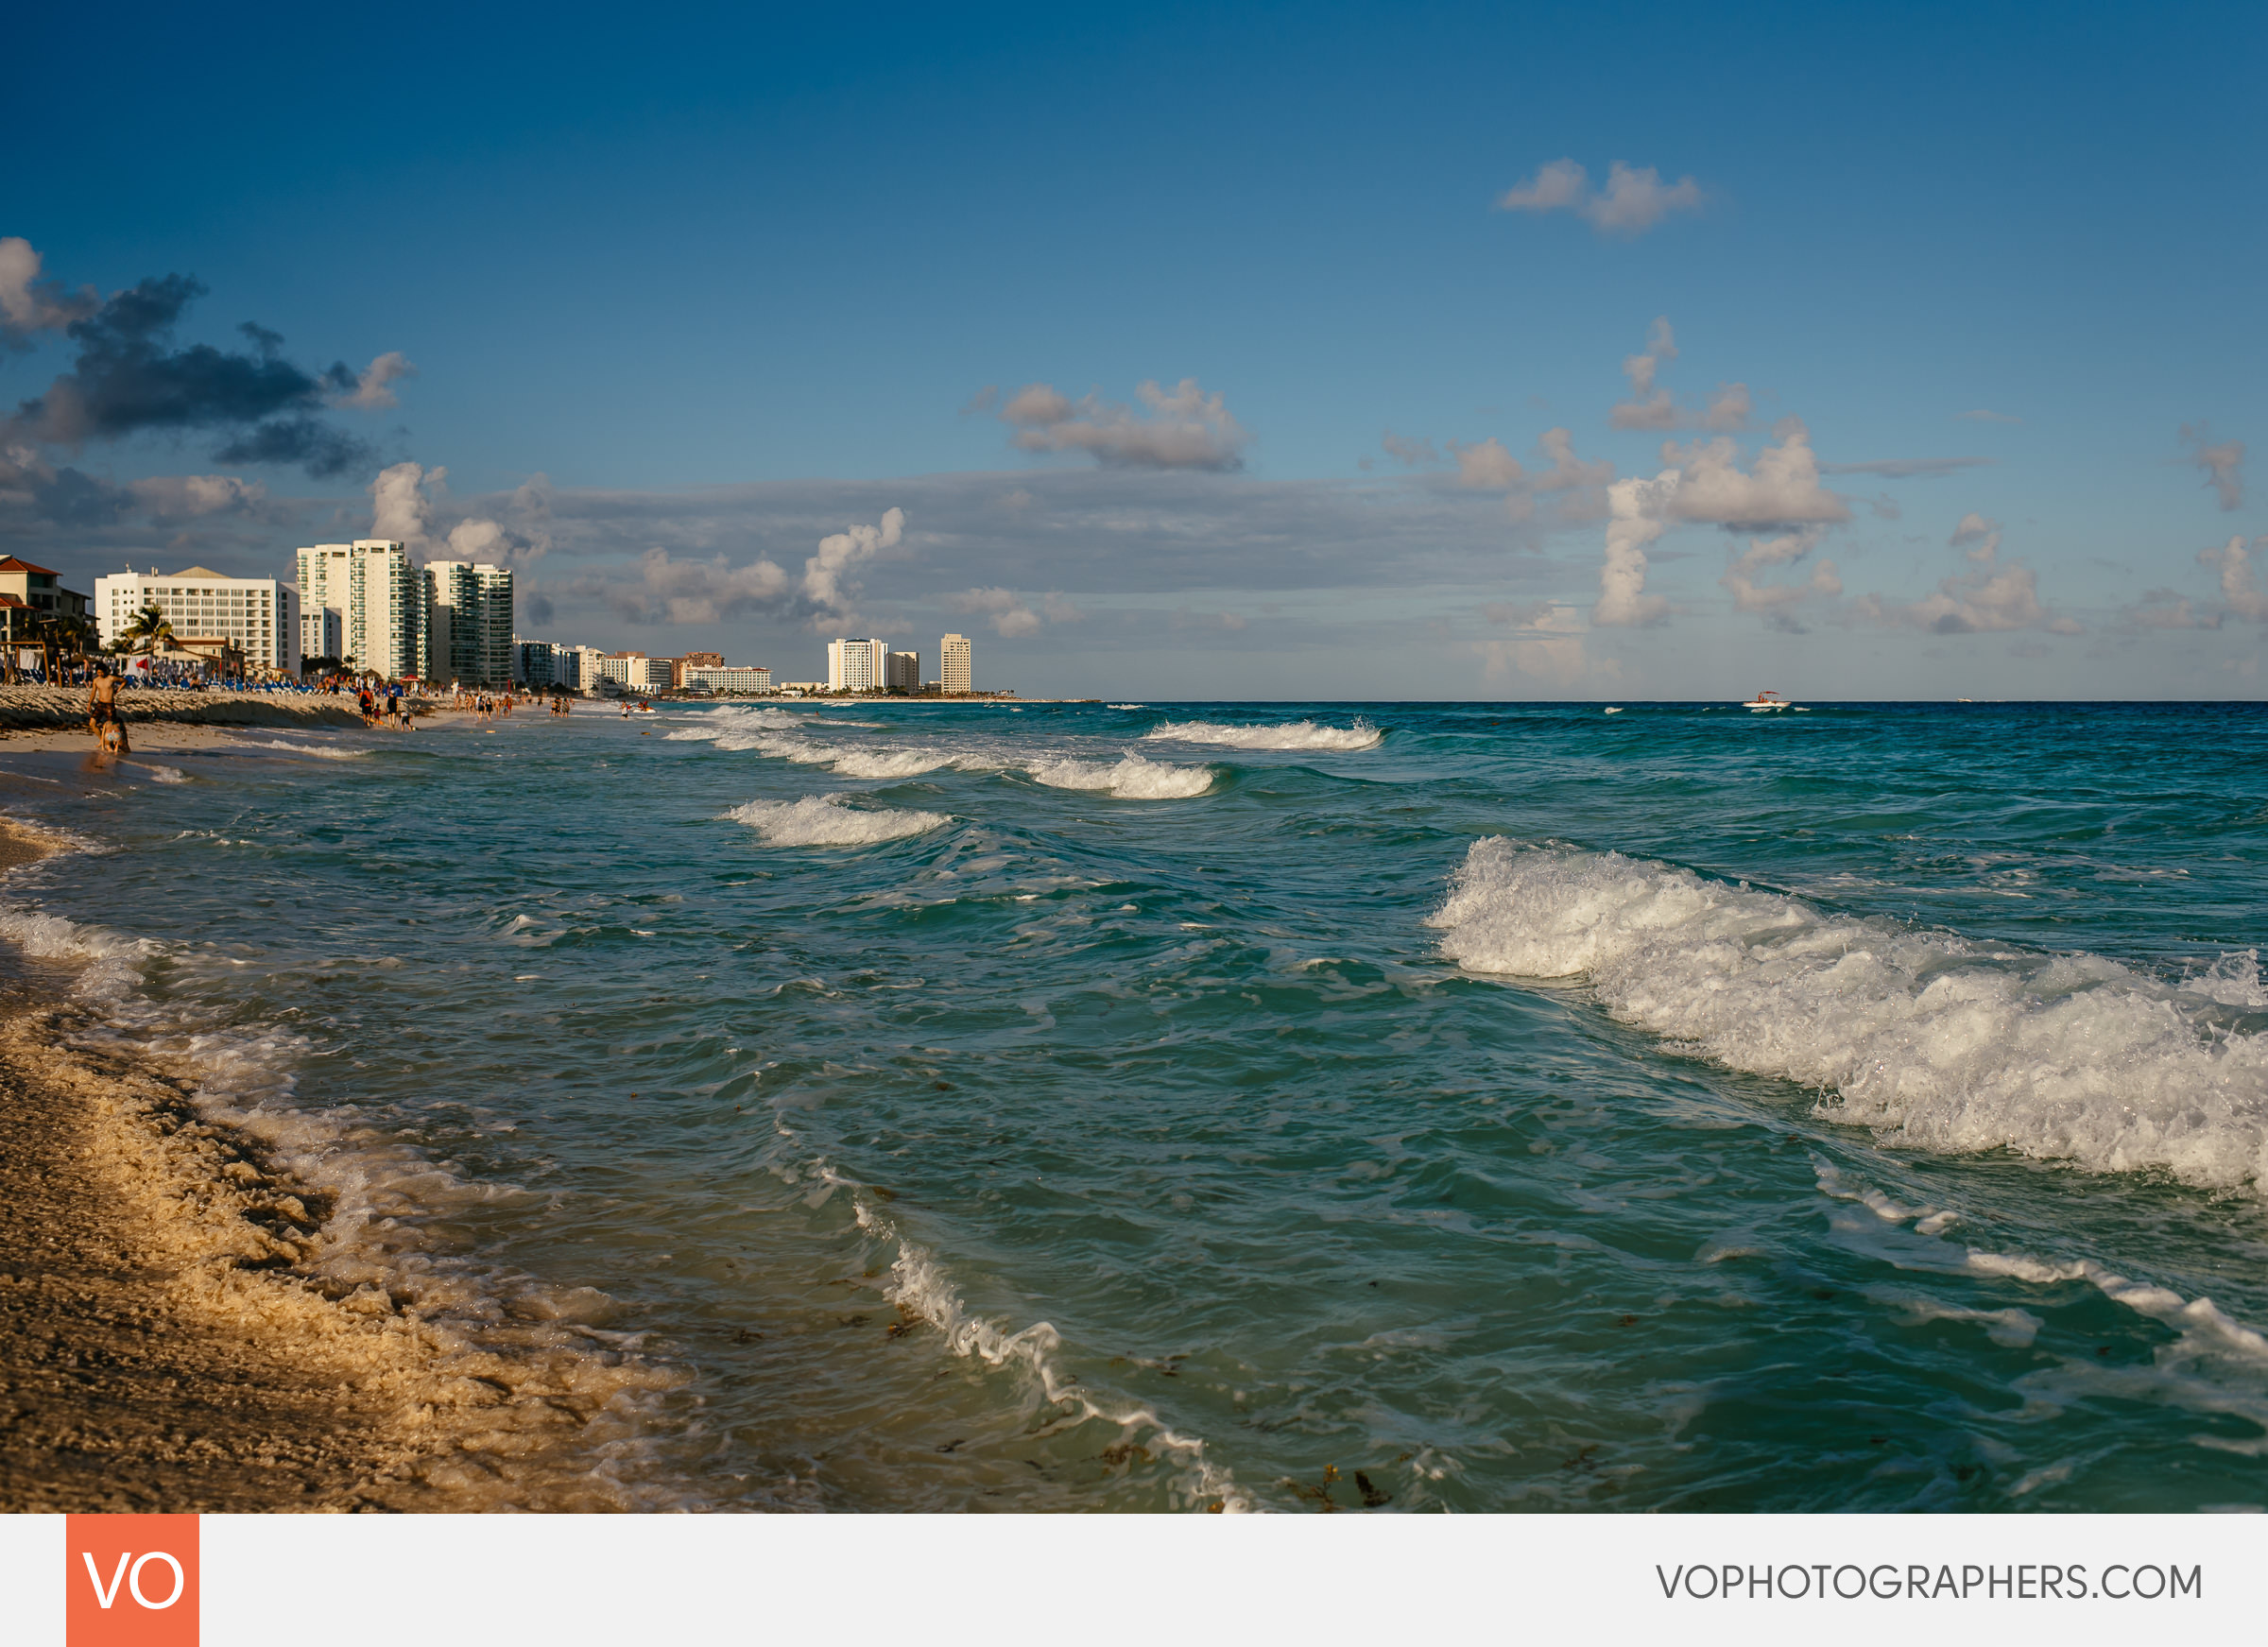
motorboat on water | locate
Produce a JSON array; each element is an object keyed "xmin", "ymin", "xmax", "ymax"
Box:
[{"xmin": 1743, "ymin": 689, "xmax": 1794, "ymax": 711}]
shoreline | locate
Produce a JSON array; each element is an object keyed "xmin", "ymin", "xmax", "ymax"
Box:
[
  {"xmin": 0, "ymin": 816, "xmax": 666, "ymax": 1512},
  {"xmin": 0, "ymin": 687, "xmax": 364, "ymax": 755}
]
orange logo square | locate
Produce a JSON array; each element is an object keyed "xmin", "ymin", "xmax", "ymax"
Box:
[{"xmin": 65, "ymin": 1515, "xmax": 198, "ymax": 1647}]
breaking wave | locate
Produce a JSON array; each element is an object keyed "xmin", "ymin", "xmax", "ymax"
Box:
[
  {"xmin": 1145, "ymin": 718, "xmax": 1382, "ymax": 752},
  {"xmin": 726, "ymin": 794, "xmax": 950, "ymax": 847},
  {"xmin": 1430, "ymin": 838, "xmax": 2268, "ymax": 1193},
  {"xmin": 225, "ymin": 738, "xmax": 371, "ymax": 761},
  {"xmin": 1024, "ymin": 753, "xmax": 1214, "ymax": 798},
  {"xmin": 851, "ymin": 1196, "xmax": 1247, "ymax": 1511}
]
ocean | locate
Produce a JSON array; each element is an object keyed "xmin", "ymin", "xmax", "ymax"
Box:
[{"xmin": 5, "ymin": 699, "xmax": 2265, "ymax": 1512}]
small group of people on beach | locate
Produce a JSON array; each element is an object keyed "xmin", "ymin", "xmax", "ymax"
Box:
[{"xmin": 356, "ymin": 682, "xmax": 416, "ymax": 730}]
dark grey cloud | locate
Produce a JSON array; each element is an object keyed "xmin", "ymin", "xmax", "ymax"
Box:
[{"xmin": 5, "ymin": 272, "xmax": 374, "ymax": 477}]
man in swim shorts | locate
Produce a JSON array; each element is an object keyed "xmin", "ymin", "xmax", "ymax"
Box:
[{"xmin": 88, "ymin": 663, "xmax": 129, "ymax": 753}]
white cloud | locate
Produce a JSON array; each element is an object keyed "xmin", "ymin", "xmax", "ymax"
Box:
[
  {"xmin": 1534, "ymin": 427, "xmax": 1613, "ymax": 492},
  {"xmin": 2182, "ymin": 423, "xmax": 2244, "ymax": 510},
  {"xmin": 1950, "ymin": 512, "xmax": 1999, "ymax": 559},
  {"xmin": 1477, "ymin": 603, "xmax": 1600, "ymax": 687},
  {"xmin": 1592, "ymin": 472, "xmax": 1675, "ymax": 626},
  {"xmin": 369, "ymin": 459, "xmax": 550, "ymax": 566},
  {"xmin": 1606, "ymin": 318, "xmax": 1749, "ymax": 432},
  {"xmin": 1721, "ymin": 527, "xmax": 1841, "ymax": 621},
  {"xmin": 1704, "ymin": 383, "xmax": 1752, "ymax": 432},
  {"xmin": 1587, "ymin": 163, "xmax": 1706, "ymax": 235},
  {"xmin": 1494, "ymin": 160, "xmax": 1704, "ymax": 237},
  {"xmin": 2200, "ymin": 535, "xmax": 2268, "ymax": 622},
  {"xmin": 370, "ymin": 460, "xmax": 441, "ymax": 545},
  {"xmin": 1853, "ymin": 522, "xmax": 2080, "ymax": 635},
  {"xmin": 1002, "ymin": 377, "xmax": 1248, "ymax": 469},
  {"xmin": 0, "ymin": 237, "xmax": 97, "ymax": 340},
  {"xmin": 800, "ymin": 506, "xmax": 906, "ymax": 624},
  {"xmin": 2124, "ymin": 590, "xmax": 2212, "ymax": 630},
  {"xmin": 1609, "ymin": 317, "xmax": 1679, "ymax": 430},
  {"xmin": 1582, "ymin": 421, "xmax": 1848, "ymax": 627},
  {"xmin": 946, "ymin": 585, "xmax": 1084, "ymax": 637},
  {"xmin": 1449, "ymin": 437, "xmax": 1522, "ymax": 489},
  {"xmin": 1381, "ymin": 429, "xmax": 1439, "ymax": 468},
  {"xmin": 335, "ymin": 351, "xmax": 418, "ymax": 410},
  {"xmin": 1659, "ymin": 420, "xmax": 1849, "ymax": 528},
  {"xmin": 1495, "ymin": 158, "xmax": 1590, "ymax": 213},
  {"xmin": 593, "ymin": 547, "xmax": 791, "ymax": 626},
  {"xmin": 128, "ymin": 473, "xmax": 266, "ymax": 517}
]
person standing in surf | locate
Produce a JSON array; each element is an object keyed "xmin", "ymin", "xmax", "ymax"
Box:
[{"xmin": 87, "ymin": 663, "xmax": 129, "ymax": 754}]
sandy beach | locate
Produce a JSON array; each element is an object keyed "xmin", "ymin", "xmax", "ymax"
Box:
[
  {"xmin": 0, "ymin": 686, "xmax": 364, "ymax": 755},
  {"xmin": 0, "ymin": 817, "xmax": 661, "ymax": 1513}
]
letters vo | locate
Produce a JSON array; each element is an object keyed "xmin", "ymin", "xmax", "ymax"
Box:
[{"xmin": 65, "ymin": 1515, "xmax": 198, "ymax": 1647}]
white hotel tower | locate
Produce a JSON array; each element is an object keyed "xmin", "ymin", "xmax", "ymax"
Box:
[{"xmin": 826, "ymin": 637, "xmax": 890, "ymax": 693}]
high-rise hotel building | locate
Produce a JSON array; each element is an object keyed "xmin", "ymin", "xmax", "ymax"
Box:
[
  {"xmin": 826, "ymin": 637, "xmax": 890, "ymax": 693},
  {"xmin": 424, "ymin": 560, "xmax": 514, "ymax": 686},
  {"xmin": 940, "ymin": 633, "xmax": 971, "ymax": 695},
  {"xmin": 94, "ymin": 566, "xmax": 300, "ymax": 676},
  {"xmin": 298, "ymin": 541, "xmax": 423, "ymax": 679},
  {"xmin": 294, "ymin": 542, "xmax": 514, "ymax": 684}
]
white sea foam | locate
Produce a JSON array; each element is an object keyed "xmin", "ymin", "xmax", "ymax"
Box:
[
  {"xmin": 1024, "ymin": 753, "xmax": 1214, "ymax": 798},
  {"xmin": 226, "ymin": 737, "xmax": 369, "ymax": 760},
  {"xmin": 1145, "ymin": 717, "xmax": 1382, "ymax": 752},
  {"xmin": 0, "ymin": 828, "xmax": 688, "ymax": 1504},
  {"xmin": 829, "ymin": 747, "xmax": 954, "ymax": 779},
  {"xmin": 1107, "ymin": 703, "xmax": 1145, "ymax": 711},
  {"xmin": 137, "ymin": 763, "xmax": 188, "ymax": 783},
  {"xmin": 1432, "ymin": 838, "xmax": 2268, "ymax": 1192},
  {"xmin": 1813, "ymin": 1158, "xmax": 2268, "ymax": 1447},
  {"xmin": 726, "ymin": 794, "xmax": 948, "ymax": 847},
  {"xmin": 851, "ymin": 1196, "xmax": 1248, "ymax": 1511}
]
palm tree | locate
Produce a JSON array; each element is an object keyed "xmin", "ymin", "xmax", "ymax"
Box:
[{"xmin": 118, "ymin": 603, "xmax": 175, "ymax": 654}]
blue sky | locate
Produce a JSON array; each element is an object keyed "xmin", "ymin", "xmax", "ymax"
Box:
[{"xmin": 5, "ymin": 0, "xmax": 2261, "ymax": 696}]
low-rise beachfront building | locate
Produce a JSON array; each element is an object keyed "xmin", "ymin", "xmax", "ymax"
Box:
[
  {"xmin": 684, "ymin": 663, "xmax": 772, "ymax": 694},
  {"xmin": 591, "ymin": 651, "xmax": 673, "ymax": 693},
  {"xmin": 94, "ymin": 565, "xmax": 300, "ymax": 676},
  {"xmin": 940, "ymin": 633, "xmax": 971, "ymax": 695}
]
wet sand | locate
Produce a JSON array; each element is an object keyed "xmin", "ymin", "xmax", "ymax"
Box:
[{"xmin": 0, "ymin": 818, "xmax": 650, "ymax": 1512}]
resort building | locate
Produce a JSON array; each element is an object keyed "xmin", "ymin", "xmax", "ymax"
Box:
[
  {"xmin": 886, "ymin": 649, "xmax": 919, "ymax": 693},
  {"xmin": 94, "ymin": 565, "xmax": 299, "ymax": 676},
  {"xmin": 592, "ymin": 651, "xmax": 672, "ymax": 693},
  {"xmin": 940, "ymin": 633, "xmax": 971, "ymax": 695},
  {"xmin": 513, "ymin": 638, "xmax": 584, "ymax": 689},
  {"xmin": 424, "ymin": 559, "xmax": 514, "ymax": 686},
  {"xmin": 295, "ymin": 541, "xmax": 421, "ymax": 679},
  {"xmin": 0, "ymin": 557, "xmax": 92, "ymax": 634},
  {"xmin": 827, "ymin": 637, "xmax": 890, "ymax": 693},
  {"xmin": 684, "ymin": 663, "xmax": 772, "ymax": 694}
]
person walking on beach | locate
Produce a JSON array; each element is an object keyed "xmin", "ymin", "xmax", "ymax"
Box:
[{"xmin": 87, "ymin": 663, "xmax": 129, "ymax": 754}]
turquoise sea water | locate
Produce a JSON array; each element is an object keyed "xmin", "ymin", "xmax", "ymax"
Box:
[{"xmin": 5, "ymin": 699, "xmax": 2266, "ymax": 1512}]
